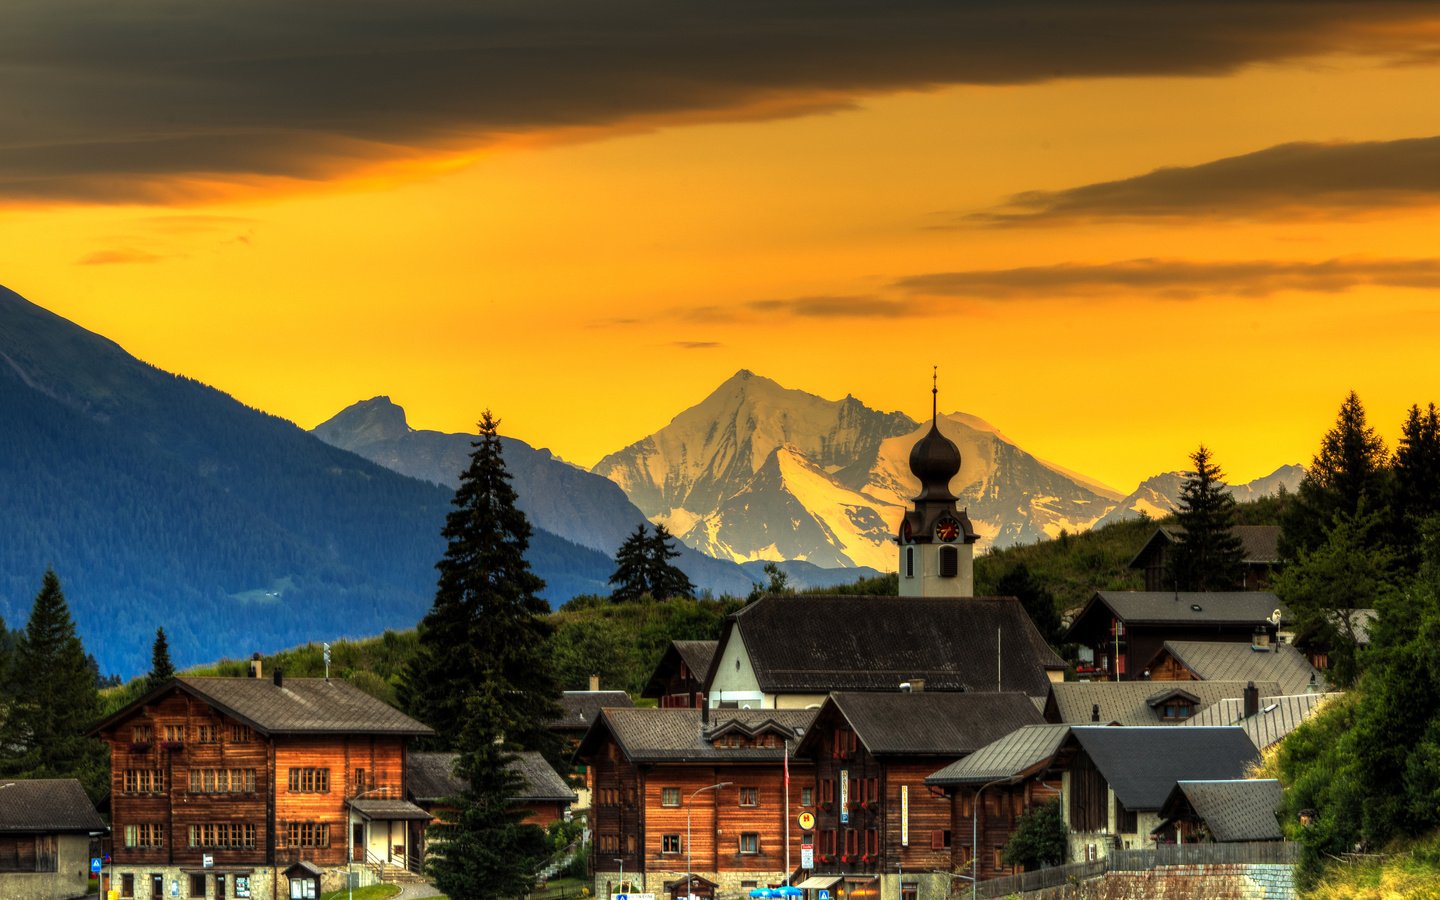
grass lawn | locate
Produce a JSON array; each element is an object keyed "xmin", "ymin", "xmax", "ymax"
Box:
[
  {"xmin": 531, "ymin": 877, "xmax": 587, "ymax": 900},
  {"xmin": 320, "ymin": 886, "xmax": 401, "ymax": 900}
]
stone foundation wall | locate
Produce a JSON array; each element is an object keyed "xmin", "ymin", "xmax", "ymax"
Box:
[
  {"xmin": 1011, "ymin": 863, "xmax": 1295, "ymax": 900},
  {"xmin": 110, "ymin": 863, "xmax": 358, "ymax": 900},
  {"xmin": 593, "ymin": 868, "xmax": 791, "ymax": 900}
]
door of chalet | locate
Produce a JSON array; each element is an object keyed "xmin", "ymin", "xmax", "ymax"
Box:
[{"xmin": 353, "ymin": 823, "xmax": 366, "ymax": 862}]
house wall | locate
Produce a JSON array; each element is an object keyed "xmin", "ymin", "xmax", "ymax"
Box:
[
  {"xmin": 1148, "ymin": 655, "xmax": 1198, "ymax": 682},
  {"xmin": 708, "ymin": 636, "xmax": 765, "ymax": 709},
  {"xmin": 0, "ymin": 833, "xmax": 93, "ymax": 900},
  {"xmin": 275, "ymin": 735, "xmax": 406, "ymax": 869},
  {"xmin": 949, "ymin": 780, "xmax": 1061, "ymax": 882}
]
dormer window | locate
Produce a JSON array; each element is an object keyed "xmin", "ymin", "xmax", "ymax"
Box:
[{"xmin": 1161, "ymin": 699, "xmax": 1195, "ymax": 720}]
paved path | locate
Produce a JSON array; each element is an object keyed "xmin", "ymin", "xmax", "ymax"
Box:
[{"xmin": 394, "ymin": 882, "xmax": 446, "ymax": 899}]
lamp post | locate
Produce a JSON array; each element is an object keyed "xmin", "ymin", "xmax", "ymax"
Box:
[
  {"xmin": 970, "ymin": 778, "xmax": 1010, "ymax": 900},
  {"xmin": 686, "ymin": 782, "xmax": 732, "ymax": 900},
  {"xmin": 614, "ymin": 857, "xmax": 625, "ymax": 898},
  {"xmin": 348, "ymin": 786, "xmax": 390, "ymax": 900}
]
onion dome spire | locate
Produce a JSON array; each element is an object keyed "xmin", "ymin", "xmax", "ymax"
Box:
[{"xmin": 909, "ymin": 367, "xmax": 960, "ymax": 502}]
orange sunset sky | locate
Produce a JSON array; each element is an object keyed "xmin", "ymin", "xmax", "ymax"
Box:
[{"xmin": 4, "ymin": 2, "xmax": 1440, "ymax": 492}]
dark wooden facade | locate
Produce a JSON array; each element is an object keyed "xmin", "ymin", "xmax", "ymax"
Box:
[{"xmin": 945, "ymin": 780, "xmax": 1061, "ymax": 881}]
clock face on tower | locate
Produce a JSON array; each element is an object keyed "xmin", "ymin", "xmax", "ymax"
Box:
[
  {"xmin": 900, "ymin": 520, "xmax": 913, "ymax": 543},
  {"xmin": 935, "ymin": 519, "xmax": 960, "ymax": 542}
]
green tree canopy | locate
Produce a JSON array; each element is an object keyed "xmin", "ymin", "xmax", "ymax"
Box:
[
  {"xmin": 0, "ymin": 570, "xmax": 106, "ymax": 798},
  {"xmin": 995, "ymin": 563, "xmax": 1063, "ymax": 645},
  {"xmin": 1002, "ymin": 799, "xmax": 1066, "ymax": 870},
  {"xmin": 1283, "ymin": 391, "xmax": 1391, "ymax": 559},
  {"xmin": 1167, "ymin": 445, "xmax": 1245, "ymax": 591},
  {"xmin": 607, "ymin": 523, "xmax": 695, "ymax": 602}
]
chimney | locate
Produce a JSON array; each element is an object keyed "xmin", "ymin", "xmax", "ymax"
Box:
[
  {"xmin": 249, "ymin": 653, "xmax": 262, "ymax": 679},
  {"xmin": 1243, "ymin": 681, "xmax": 1259, "ymax": 718},
  {"xmin": 274, "ymin": 667, "xmax": 284, "ymax": 689},
  {"xmin": 910, "ymin": 678, "xmax": 926, "ymax": 693},
  {"xmin": 589, "ymin": 674, "xmax": 601, "ymax": 692},
  {"xmin": 1091, "ymin": 703, "xmax": 1100, "ymax": 723},
  {"xmin": 1252, "ymin": 626, "xmax": 1271, "ymax": 650}
]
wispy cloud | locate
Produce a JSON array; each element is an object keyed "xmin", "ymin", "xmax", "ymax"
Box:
[
  {"xmin": 895, "ymin": 257, "xmax": 1440, "ymax": 301},
  {"xmin": 77, "ymin": 248, "xmax": 165, "ymax": 265},
  {"xmin": 673, "ymin": 341, "xmax": 723, "ymax": 350},
  {"xmin": 5, "ymin": 1, "xmax": 1440, "ymax": 202},
  {"xmin": 965, "ymin": 136, "xmax": 1440, "ymax": 225}
]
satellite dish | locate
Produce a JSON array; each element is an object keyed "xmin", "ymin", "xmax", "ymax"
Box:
[{"xmin": 1270, "ymin": 609, "xmax": 1283, "ymax": 626}]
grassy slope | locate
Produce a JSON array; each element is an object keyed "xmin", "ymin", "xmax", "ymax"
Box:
[{"xmin": 1302, "ymin": 833, "xmax": 1440, "ymax": 899}]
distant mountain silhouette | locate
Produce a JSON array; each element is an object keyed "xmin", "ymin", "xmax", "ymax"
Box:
[{"xmin": 0, "ymin": 286, "xmax": 613, "ymax": 677}]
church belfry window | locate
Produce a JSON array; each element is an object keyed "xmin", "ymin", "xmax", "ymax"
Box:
[
  {"xmin": 905, "ymin": 547, "xmax": 914, "ymax": 578},
  {"xmin": 939, "ymin": 546, "xmax": 958, "ymax": 578}
]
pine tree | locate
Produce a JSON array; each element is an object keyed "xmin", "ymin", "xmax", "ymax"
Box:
[
  {"xmin": 1167, "ymin": 445, "xmax": 1245, "ymax": 591},
  {"xmin": 0, "ymin": 570, "xmax": 106, "ymax": 798},
  {"xmin": 400, "ymin": 410, "xmax": 561, "ymax": 752},
  {"xmin": 1282, "ymin": 391, "xmax": 1391, "ymax": 558},
  {"xmin": 149, "ymin": 627, "xmax": 175, "ymax": 688},
  {"xmin": 995, "ymin": 563, "xmax": 1062, "ymax": 645},
  {"xmin": 646, "ymin": 524, "xmax": 695, "ymax": 600},
  {"xmin": 1392, "ymin": 403, "xmax": 1440, "ymax": 558},
  {"xmin": 608, "ymin": 525, "xmax": 651, "ymax": 603}
]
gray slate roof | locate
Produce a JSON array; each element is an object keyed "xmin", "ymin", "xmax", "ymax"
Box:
[
  {"xmin": 1160, "ymin": 780, "xmax": 1284, "ymax": 841},
  {"xmin": 1072, "ymin": 592, "xmax": 1283, "ymax": 634},
  {"xmin": 351, "ymin": 798, "xmax": 434, "ymax": 821},
  {"xmin": 407, "ymin": 751, "xmax": 576, "ymax": 804},
  {"xmin": 553, "ymin": 691, "xmax": 634, "ymax": 733},
  {"xmin": 1152, "ymin": 641, "xmax": 1323, "ymax": 695},
  {"xmin": 1128, "ymin": 526, "xmax": 1281, "ymax": 568},
  {"xmin": 1047, "ymin": 680, "xmax": 1282, "ymax": 726},
  {"xmin": 0, "ymin": 779, "xmax": 105, "ymax": 834},
  {"xmin": 807, "ymin": 692, "xmax": 1046, "ymax": 757},
  {"xmin": 925, "ymin": 724, "xmax": 1071, "ymax": 786},
  {"xmin": 721, "ymin": 595, "xmax": 1066, "ymax": 698},
  {"xmin": 675, "ymin": 641, "xmax": 719, "ymax": 683},
  {"xmin": 1182, "ymin": 692, "xmax": 1339, "ymax": 749},
  {"xmin": 1071, "ymin": 726, "xmax": 1260, "ymax": 810},
  {"xmin": 578, "ymin": 708, "xmax": 816, "ymax": 764},
  {"xmin": 94, "ymin": 676, "xmax": 433, "ymax": 737}
]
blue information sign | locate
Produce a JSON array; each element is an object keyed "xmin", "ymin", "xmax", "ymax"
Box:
[{"xmin": 91, "ymin": 857, "xmax": 102, "ymax": 874}]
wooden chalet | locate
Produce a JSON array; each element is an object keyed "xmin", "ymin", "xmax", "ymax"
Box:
[
  {"xmin": 552, "ymin": 687, "xmax": 634, "ymax": 813},
  {"xmin": 925, "ymin": 724, "xmax": 1069, "ymax": 883},
  {"xmin": 407, "ymin": 751, "xmax": 576, "ymax": 830},
  {"xmin": 1143, "ymin": 640, "xmax": 1324, "ymax": 695},
  {"xmin": 94, "ymin": 666, "xmax": 433, "ymax": 900},
  {"xmin": 1129, "ymin": 526, "xmax": 1282, "ymax": 592},
  {"xmin": 1064, "ymin": 592, "xmax": 1283, "ymax": 681},
  {"xmin": 792, "ymin": 692, "xmax": 1046, "ymax": 900},
  {"xmin": 0, "ymin": 778, "xmax": 105, "ymax": 900},
  {"xmin": 644, "ymin": 641, "xmax": 718, "ymax": 709},
  {"xmin": 574, "ymin": 707, "xmax": 816, "ymax": 900},
  {"xmin": 1152, "ymin": 780, "xmax": 1283, "ymax": 844},
  {"xmin": 706, "ymin": 595, "xmax": 1066, "ymax": 710}
]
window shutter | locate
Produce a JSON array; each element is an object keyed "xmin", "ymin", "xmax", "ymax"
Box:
[{"xmin": 930, "ymin": 830, "xmax": 943, "ymax": 850}]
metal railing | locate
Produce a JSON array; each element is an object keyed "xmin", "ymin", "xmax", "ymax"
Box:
[{"xmin": 971, "ymin": 842, "xmax": 1298, "ymax": 899}]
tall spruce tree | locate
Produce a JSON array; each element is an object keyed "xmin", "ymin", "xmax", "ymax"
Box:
[
  {"xmin": 0, "ymin": 570, "xmax": 106, "ymax": 798},
  {"xmin": 608, "ymin": 525, "xmax": 651, "ymax": 602},
  {"xmin": 399, "ymin": 411, "xmax": 561, "ymax": 898},
  {"xmin": 1282, "ymin": 391, "xmax": 1391, "ymax": 559},
  {"xmin": 1167, "ymin": 445, "xmax": 1245, "ymax": 591},
  {"xmin": 1392, "ymin": 403, "xmax": 1440, "ymax": 560},
  {"xmin": 995, "ymin": 563, "xmax": 1063, "ymax": 645},
  {"xmin": 149, "ymin": 627, "xmax": 175, "ymax": 688}
]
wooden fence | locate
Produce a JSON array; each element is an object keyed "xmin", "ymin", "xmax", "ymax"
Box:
[{"xmin": 970, "ymin": 841, "xmax": 1297, "ymax": 898}]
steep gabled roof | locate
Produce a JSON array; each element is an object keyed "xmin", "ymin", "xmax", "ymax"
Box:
[
  {"xmin": 0, "ymin": 779, "xmax": 105, "ymax": 834},
  {"xmin": 1128, "ymin": 526, "xmax": 1282, "ymax": 570},
  {"xmin": 553, "ymin": 691, "xmax": 634, "ymax": 733},
  {"xmin": 714, "ymin": 595, "xmax": 1065, "ymax": 698},
  {"xmin": 1078, "ymin": 592, "xmax": 1282, "ymax": 629},
  {"xmin": 1149, "ymin": 640, "xmax": 1324, "ymax": 695},
  {"xmin": 799, "ymin": 692, "xmax": 1046, "ymax": 758},
  {"xmin": 642, "ymin": 641, "xmax": 718, "ymax": 699},
  {"xmin": 1158, "ymin": 780, "xmax": 1283, "ymax": 841},
  {"xmin": 1046, "ymin": 680, "xmax": 1282, "ymax": 726},
  {"xmin": 1070, "ymin": 726, "xmax": 1259, "ymax": 810},
  {"xmin": 925, "ymin": 724, "xmax": 1071, "ymax": 786},
  {"xmin": 576, "ymin": 707, "xmax": 816, "ymax": 765},
  {"xmin": 1181, "ymin": 692, "xmax": 1339, "ymax": 749},
  {"xmin": 93, "ymin": 676, "xmax": 433, "ymax": 737},
  {"xmin": 407, "ymin": 751, "xmax": 576, "ymax": 804}
]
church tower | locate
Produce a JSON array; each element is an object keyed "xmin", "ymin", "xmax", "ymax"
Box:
[{"xmin": 897, "ymin": 375, "xmax": 978, "ymax": 597}]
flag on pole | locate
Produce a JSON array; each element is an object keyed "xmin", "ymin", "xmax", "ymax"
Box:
[{"xmin": 784, "ymin": 742, "xmax": 790, "ymax": 788}]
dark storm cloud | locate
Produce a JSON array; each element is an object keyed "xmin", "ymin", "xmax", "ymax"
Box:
[
  {"xmin": 6, "ymin": 1, "xmax": 1440, "ymax": 203},
  {"xmin": 895, "ymin": 258, "xmax": 1440, "ymax": 301},
  {"xmin": 968, "ymin": 136, "xmax": 1440, "ymax": 225}
]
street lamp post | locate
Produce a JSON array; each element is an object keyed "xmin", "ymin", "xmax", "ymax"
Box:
[
  {"xmin": 971, "ymin": 778, "xmax": 1010, "ymax": 900},
  {"xmin": 686, "ymin": 782, "xmax": 732, "ymax": 900},
  {"xmin": 348, "ymin": 786, "xmax": 391, "ymax": 900},
  {"xmin": 615, "ymin": 857, "xmax": 625, "ymax": 898}
]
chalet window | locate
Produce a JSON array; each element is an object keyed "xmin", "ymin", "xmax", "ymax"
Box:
[
  {"xmin": 121, "ymin": 874, "xmax": 135, "ymax": 898},
  {"xmin": 844, "ymin": 830, "xmax": 857, "ymax": 856},
  {"xmin": 821, "ymin": 830, "xmax": 836, "ymax": 855},
  {"xmin": 739, "ymin": 833, "xmax": 759, "ymax": 854},
  {"xmin": 905, "ymin": 547, "xmax": 914, "ymax": 578},
  {"xmin": 189, "ymin": 768, "xmax": 255, "ymax": 794},
  {"xmin": 288, "ymin": 768, "xmax": 330, "ymax": 793},
  {"xmin": 929, "ymin": 830, "xmax": 951, "ymax": 850},
  {"xmin": 164, "ymin": 725, "xmax": 185, "ymax": 744},
  {"xmin": 832, "ymin": 729, "xmax": 858, "ymax": 758},
  {"xmin": 958, "ymin": 794, "xmax": 972, "ymax": 818},
  {"xmin": 131, "ymin": 725, "xmax": 153, "ymax": 745},
  {"xmin": 189, "ymin": 824, "xmax": 256, "ymax": 849},
  {"xmin": 661, "ymin": 788, "xmax": 681, "ymax": 807},
  {"xmin": 900, "ymin": 884, "xmax": 917, "ymax": 900},
  {"xmin": 821, "ymin": 779, "xmax": 835, "ymax": 805},
  {"xmin": 285, "ymin": 822, "xmax": 330, "ymax": 848},
  {"xmin": 626, "ymin": 835, "xmax": 636, "ymax": 854},
  {"xmin": 229, "ymin": 724, "xmax": 253, "ymax": 743},
  {"xmin": 662, "ymin": 834, "xmax": 681, "ymax": 854},
  {"xmin": 123, "ymin": 823, "xmax": 163, "ymax": 849},
  {"xmin": 189, "ymin": 874, "xmax": 205, "ymax": 898},
  {"xmin": 356, "ymin": 767, "xmax": 371, "ymax": 790},
  {"xmin": 196, "ymin": 725, "xmax": 220, "ymax": 743},
  {"xmin": 801, "ymin": 787, "xmax": 814, "ymax": 807},
  {"xmin": 865, "ymin": 829, "xmax": 877, "ymax": 855},
  {"xmin": 123, "ymin": 769, "xmax": 163, "ymax": 793},
  {"xmin": 984, "ymin": 793, "xmax": 1002, "ymax": 817},
  {"xmin": 1011, "ymin": 793, "xmax": 1024, "ymax": 817},
  {"xmin": 864, "ymin": 778, "xmax": 879, "ymax": 803},
  {"xmin": 939, "ymin": 546, "xmax": 958, "ymax": 578},
  {"xmin": 1161, "ymin": 700, "xmax": 1195, "ymax": 720},
  {"xmin": 992, "ymin": 848, "xmax": 1004, "ymax": 870},
  {"xmin": 739, "ymin": 787, "xmax": 759, "ymax": 807}
]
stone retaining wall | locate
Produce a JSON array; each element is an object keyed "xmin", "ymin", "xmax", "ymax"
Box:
[{"xmin": 1012, "ymin": 863, "xmax": 1295, "ymax": 900}]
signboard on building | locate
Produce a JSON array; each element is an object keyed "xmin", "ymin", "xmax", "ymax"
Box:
[
  {"xmin": 203, "ymin": 853, "xmax": 214, "ymax": 869},
  {"xmin": 798, "ymin": 812, "xmax": 815, "ymax": 830},
  {"xmin": 801, "ymin": 846, "xmax": 814, "ymax": 869},
  {"xmin": 616, "ymin": 893, "xmax": 656, "ymax": 900},
  {"xmin": 901, "ymin": 785, "xmax": 909, "ymax": 847},
  {"xmin": 839, "ymin": 769, "xmax": 849, "ymax": 824}
]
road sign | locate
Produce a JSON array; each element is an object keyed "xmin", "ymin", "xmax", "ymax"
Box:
[
  {"xmin": 616, "ymin": 894, "xmax": 656, "ymax": 900},
  {"xmin": 91, "ymin": 857, "xmax": 102, "ymax": 874},
  {"xmin": 818, "ymin": 891, "xmax": 830, "ymax": 900},
  {"xmin": 798, "ymin": 812, "xmax": 815, "ymax": 830},
  {"xmin": 800, "ymin": 847, "xmax": 814, "ymax": 869}
]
